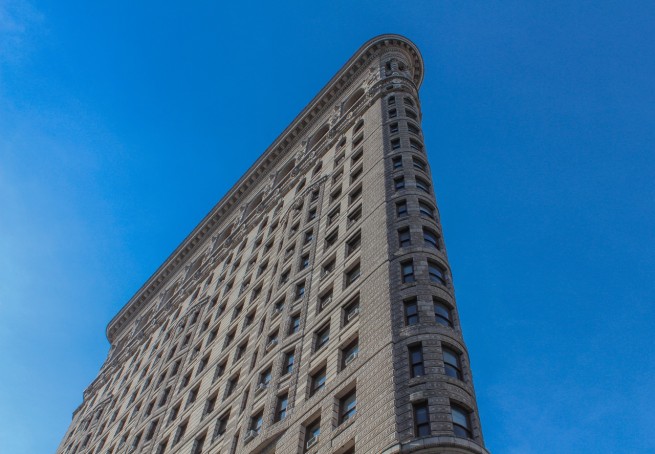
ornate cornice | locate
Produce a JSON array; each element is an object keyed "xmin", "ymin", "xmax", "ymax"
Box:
[{"xmin": 106, "ymin": 34, "xmax": 424, "ymax": 343}]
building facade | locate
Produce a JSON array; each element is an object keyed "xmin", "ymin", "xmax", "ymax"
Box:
[{"xmin": 57, "ymin": 35, "xmax": 489, "ymax": 454}]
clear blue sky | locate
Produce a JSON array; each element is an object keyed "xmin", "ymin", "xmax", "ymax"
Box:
[{"xmin": 1, "ymin": 1, "xmax": 654, "ymax": 453}]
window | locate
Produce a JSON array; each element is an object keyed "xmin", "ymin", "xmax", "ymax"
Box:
[
  {"xmin": 319, "ymin": 288, "xmax": 333, "ymax": 311},
  {"xmin": 156, "ymin": 439, "xmax": 168, "ymax": 454},
  {"xmin": 351, "ymin": 148, "xmax": 363, "ymax": 165},
  {"xmin": 394, "ymin": 177, "xmax": 405, "ymax": 191},
  {"xmin": 280, "ymin": 269, "xmax": 290, "ymax": 284},
  {"xmin": 191, "ymin": 433, "xmax": 206, "ymax": 454},
  {"xmin": 391, "ymin": 138, "xmax": 401, "ymax": 150},
  {"xmin": 330, "ymin": 186, "xmax": 342, "ymax": 204},
  {"xmin": 334, "ymin": 152, "xmax": 345, "ymax": 167},
  {"xmin": 213, "ymin": 411, "xmax": 230, "ymax": 440},
  {"xmin": 398, "ymin": 227, "xmax": 411, "ymax": 247},
  {"xmin": 244, "ymin": 310, "xmax": 255, "ymax": 328},
  {"xmin": 197, "ymin": 354, "xmax": 210, "ymax": 374},
  {"xmin": 304, "ymin": 418, "xmax": 321, "ymax": 451},
  {"xmin": 180, "ymin": 372, "xmax": 191, "ymax": 390},
  {"xmin": 311, "ymin": 189, "xmax": 320, "ymax": 202},
  {"xmin": 289, "ymin": 314, "xmax": 301, "ymax": 335},
  {"xmin": 389, "ymin": 122, "xmax": 399, "ymax": 134},
  {"xmin": 173, "ymin": 420, "xmax": 188, "ymax": 445},
  {"xmin": 187, "ymin": 385, "xmax": 199, "ymax": 407},
  {"xmin": 339, "ymin": 389, "xmax": 357, "ymax": 423},
  {"xmin": 213, "ymin": 360, "xmax": 227, "ymax": 382},
  {"xmin": 343, "ymin": 296, "xmax": 360, "ymax": 325},
  {"xmin": 307, "ymin": 208, "xmax": 317, "ymax": 221},
  {"xmin": 413, "ymin": 157, "xmax": 425, "ymax": 170},
  {"xmin": 423, "ymin": 228, "xmax": 440, "ymax": 249},
  {"xmin": 169, "ymin": 403, "xmax": 181, "ymax": 422},
  {"xmin": 434, "ymin": 300, "xmax": 453, "ymax": 327},
  {"xmin": 325, "ymin": 229, "xmax": 339, "ymax": 248},
  {"xmin": 413, "ymin": 402, "xmax": 430, "ymax": 437},
  {"xmin": 409, "ymin": 344, "xmax": 425, "ymax": 377},
  {"xmin": 345, "ymin": 231, "xmax": 361, "ymax": 256},
  {"xmin": 451, "ymin": 404, "xmax": 473, "ymax": 438},
  {"xmin": 341, "ymin": 338, "xmax": 359, "ymax": 368},
  {"xmin": 353, "ymin": 120, "xmax": 364, "ymax": 134},
  {"xmin": 345, "ymin": 263, "xmax": 361, "ymax": 287},
  {"xmin": 408, "ymin": 122, "xmax": 420, "ymax": 135},
  {"xmin": 348, "ymin": 184, "xmax": 362, "ymax": 204},
  {"xmin": 401, "ymin": 260, "xmax": 415, "ymax": 283},
  {"xmin": 392, "ymin": 156, "xmax": 403, "ymax": 169},
  {"xmin": 388, "ymin": 108, "xmax": 397, "ymax": 118},
  {"xmin": 327, "ymin": 207, "xmax": 340, "ymax": 226},
  {"xmin": 295, "ymin": 282, "xmax": 306, "ymax": 299},
  {"xmin": 428, "ymin": 261, "xmax": 447, "ymax": 285},
  {"xmin": 419, "ymin": 201, "xmax": 434, "ymax": 218},
  {"xmin": 225, "ymin": 374, "xmax": 239, "ymax": 397},
  {"xmin": 315, "ymin": 325, "xmax": 330, "ymax": 351},
  {"xmin": 404, "ymin": 97, "xmax": 415, "ymax": 107},
  {"xmin": 250, "ymin": 411, "xmax": 264, "ymax": 434},
  {"xmin": 145, "ymin": 419, "xmax": 159, "ymax": 441},
  {"xmin": 283, "ymin": 351, "xmax": 295, "ymax": 375},
  {"xmin": 275, "ymin": 393, "xmax": 289, "ymax": 422},
  {"xmin": 304, "ymin": 230, "xmax": 314, "ymax": 244},
  {"xmin": 205, "ymin": 393, "xmax": 217, "ymax": 416},
  {"xmin": 267, "ymin": 330, "xmax": 279, "ymax": 348},
  {"xmin": 396, "ymin": 200, "xmax": 408, "ymax": 217},
  {"xmin": 347, "ymin": 205, "xmax": 362, "ymax": 226},
  {"xmin": 407, "ymin": 109, "xmax": 418, "ymax": 120},
  {"xmin": 322, "ymin": 258, "xmax": 335, "ymax": 276},
  {"xmin": 404, "ymin": 298, "xmax": 419, "ymax": 325},
  {"xmin": 159, "ymin": 387, "xmax": 171, "ymax": 407},
  {"xmin": 300, "ymin": 254, "xmax": 310, "ymax": 270},
  {"xmin": 443, "ymin": 347, "xmax": 463, "ymax": 380},
  {"xmin": 311, "ymin": 367, "xmax": 326, "ymax": 395},
  {"xmin": 416, "ymin": 177, "xmax": 430, "ymax": 193},
  {"xmin": 235, "ymin": 340, "xmax": 248, "ymax": 361},
  {"xmin": 410, "ymin": 138, "xmax": 423, "ymax": 151},
  {"xmin": 388, "ymin": 96, "xmax": 395, "ymax": 106},
  {"xmin": 224, "ymin": 330, "xmax": 235, "ymax": 348}
]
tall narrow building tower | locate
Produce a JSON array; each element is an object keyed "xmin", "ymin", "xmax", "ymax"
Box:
[{"xmin": 58, "ymin": 35, "xmax": 489, "ymax": 454}]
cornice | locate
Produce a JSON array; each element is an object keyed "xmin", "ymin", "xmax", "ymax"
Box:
[{"xmin": 106, "ymin": 34, "xmax": 424, "ymax": 343}]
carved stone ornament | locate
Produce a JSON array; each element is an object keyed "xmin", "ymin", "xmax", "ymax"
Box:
[{"xmin": 329, "ymin": 105, "xmax": 341, "ymax": 127}]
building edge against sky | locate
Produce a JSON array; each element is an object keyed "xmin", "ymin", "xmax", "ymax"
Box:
[{"xmin": 57, "ymin": 35, "xmax": 490, "ymax": 454}]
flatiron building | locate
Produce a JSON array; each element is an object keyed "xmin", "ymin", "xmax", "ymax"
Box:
[{"xmin": 58, "ymin": 34, "xmax": 489, "ymax": 454}]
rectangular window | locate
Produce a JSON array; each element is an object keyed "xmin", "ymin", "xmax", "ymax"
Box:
[
  {"xmin": 419, "ymin": 201, "xmax": 434, "ymax": 218},
  {"xmin": 409, "ymin": 344, "xmax": 425, "ymax": 377},
  {"xmin": 389, "ymin": 122, "xmax": 399, "ymax": 134},
  {"xmin": 350, "ymin": 165, "xmax": 363, "ymax": 183},
  {"xmin": 391, "ymin": 138, "xmax": 401, "ymax": 150},
  {"xmin": 434, "ymin": 299, "xmax": 453, "ymax": 327},
  {"xmin": 423, "ymin": 228, "xmax": 440, "ymax": 249},
  {"xmin": 389, "ymin": 108, "xmax": 397, "ymax": 118},
  {"xmin": 205, "ymin": 393, "xmax": 217, "ymax": 416},
  {"xmin": 304, "ymin": 418, "xmax": 321, "ymax": 452},
  {"xmin": 388, "ymin": 96, "xmax": 396, "ymax": 106},
  {"xmin": 398, "ymin": 227, "xmax": 411, "ymax": 247},
  {"xmin": 345, "ymin": 231, "xmax": 361, "ymax": 256},
  {"xmin": 319, "ymin": 288, "xmax": 333, "ymax": 311},
  {"xmin": 428, "ymin": 261, "xmax": 447, "ymax": 285},
  {"xmin": 451, "ymin": 404, "xmax": 472, "ymax": 438},
  {"xmin": 322, "ymin": 258, "xmax": 336, "ymax": 276},
  {"xmin": 311, "ymin": 367, "xmax": 326, "ymax": 395},
  {"xmin": 173, "ymin": 420, "xmax": 188, "ymax": 445},
  {"xmin": 413, "ymin": 156, "xmax": 426, "ymax": 170},
  {"xmin": 299, "ymin": 253, "xmax": 310, "ymax": 270},
  {"xmin": 345, "ymin": 263, "xmax": 361, "ymax": 287},
  {"xmin": 304, "ymin": 230, "xmax": 314, "ymax": 244},
  {"xmin": 443, "ymin": 347, "xmax": 463, "ymax": 380},
  {"xmin": 343, "ymin": 296, "xmax": 360, "ymax": 325},
  {"xmin": 348, "ymin": 184, "xmax": 362, "ymax": 204},
  {"xmin": 413, "ymin": 402, "xmax": 430, "ymax": 437},
  {"xmin": 347, "ymin": 205, "xmax": 362, "ymax": 227},
  {"xmin": 213, "ymin": 411, "xmax": 230, "ymax": 440},
  {"xmin": 289, "ymin": 314, "xmax": 301, "ymax": 335},
  {"xmin": 325, "ymin": 229, "xmax": 339, "ymax": 248},
  {"xmin": 394, "ymin": 177, "xmax": 405, "ymax": 191},
  {"xmin": 339, "ymin": 389, "xmax": 357, "ymax": 424},
  {"xmin": 275, "ymin": 393, "xmax": 289, "ymax": 422},
  {"xmin": 401, "ymin": 260, "xmax": 415, "ymax": 283},
  {"xmin": 327, "ymin": 206, "xmax": 340, "ymax": 226},
  {"xmin": 404, "ymin": 298, "xmax": 419, "ymax": 325},
  {"xmin": 307, "ymin": 208, "xmax": 317, "ymax": 221},
  {"xmin": 416, "ymin": 177, "xmax": 430, "ymax": 193},
  {"xmin": 392, "ymin": 156, "xmax": 403, "ymax": 169},
  {"xmin": 351, "ymin": 149, "xmax": 363, "ymax": 165},
  {"xmin": 190, "ymin": 433, "xmax": 206, "ymax": 454},
  {"xmin": 250, "ymin": 411, "xmax": 263, "ymax": 434},
  {"xmin": 283, "ymin": 351, "xmax": 295, "ymax": 375},
  {"xmin": 295, "ymin": 282, "xmax": 306, "ymax": 300},
  {"xmin": 396, "ymin": 200, "xmax": 408, "ymax": 217},
  {"xmin": 315, "ymin": 325, "xmax": 330, "ymax": 351},
  {"xmin": 341, "ymin": 338, "xmax": 359, "ymax": 369},
  {"xmin": 410, "ymin": 138, "xmax": 423, "ymax": 151}
]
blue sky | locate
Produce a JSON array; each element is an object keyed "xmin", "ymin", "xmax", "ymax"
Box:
[{"xmin": 1, "ymin": 1, "xmax": 654, "ymax": 453}]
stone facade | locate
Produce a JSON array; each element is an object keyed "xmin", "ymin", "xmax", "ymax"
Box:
[{"xmin": 56, "ymin": 35, "xmax": 489, "ymax": 454}]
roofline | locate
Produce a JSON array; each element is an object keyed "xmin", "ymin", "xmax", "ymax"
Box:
[{"xmin": 106, "ymin": 34, "xmax": 424, "ymax": 342}]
